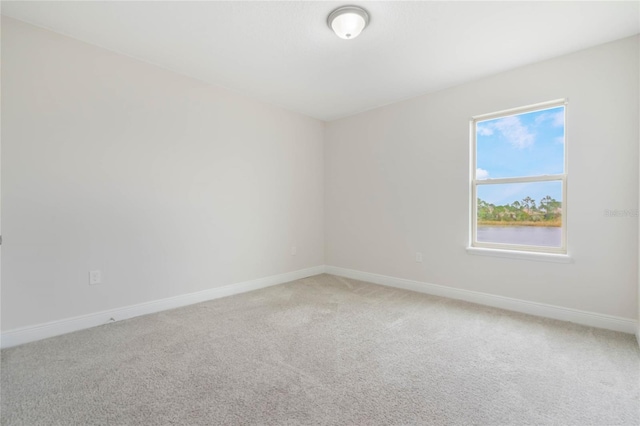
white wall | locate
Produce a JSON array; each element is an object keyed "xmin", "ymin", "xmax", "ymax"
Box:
[
  {"xmin": 1, "ymin": 17, "xmax": 325, "ymax": 331},
  {"xmin": 326, "ymin": 36, "xmax": 639, "ymax": 320},
  {"xmin": 3, "ymin": 16, "xmax": 639, "ymax": 337}
]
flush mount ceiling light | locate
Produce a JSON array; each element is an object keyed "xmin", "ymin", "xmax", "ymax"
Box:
[{"xmin": 327, "ymin": 6, "xmax": 370, "ymax": 40}]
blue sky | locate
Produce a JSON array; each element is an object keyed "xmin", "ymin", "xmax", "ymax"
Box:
[{"xmin": 476, "ymin": 106, "xmax": 564, "ymax": 206}]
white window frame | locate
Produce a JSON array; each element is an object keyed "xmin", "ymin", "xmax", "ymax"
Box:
[{"xmin": 470, "ymin": 99, "xmax": 568, "ymax": 255}]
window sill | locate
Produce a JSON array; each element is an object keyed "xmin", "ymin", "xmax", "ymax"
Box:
[{"xmin": 466, "ymin": 247, "xmax": 573, "ymax": 263}]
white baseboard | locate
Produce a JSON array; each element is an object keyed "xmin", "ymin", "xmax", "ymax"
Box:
[
  {"xmin": 325, "ymin": 266, "xmax": 638, "ymax": 334},
  {"xmin": 3, "ymin": 265, "xmax": 636, "ymax": 349},
  {"xmin": 0, "ymin": 266, "xmax": 325, "ymax": 349}
]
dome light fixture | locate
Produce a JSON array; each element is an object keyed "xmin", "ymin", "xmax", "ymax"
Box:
[{"xmin": 327, "ymin": 6, "xmax": 370, "ymax": 40}]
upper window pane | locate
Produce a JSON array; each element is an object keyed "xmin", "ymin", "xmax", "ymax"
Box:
[{"xmin": 476, "ymin": 106, "xmax": 565, "ymax": 180}]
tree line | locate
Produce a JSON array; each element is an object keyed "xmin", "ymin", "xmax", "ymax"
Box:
[{"xmin": 478, "ymin": 195, "xmax": 561, "ymax": 225}]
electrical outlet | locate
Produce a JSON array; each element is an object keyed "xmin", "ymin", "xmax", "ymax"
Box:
[
  {"xmin": 415, "ymin": 252, "xmax": 423, "ymax": 263},
  {"xmin": 291, "ymin": 246, "xmax": 297, "ymax": 256},
  {"xmin": 89, "ymin": 270, "xmax": 102, "ymax": 285}
]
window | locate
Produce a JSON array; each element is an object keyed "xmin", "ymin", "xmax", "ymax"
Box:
[{"xmin": 471, "ymin": 100, "xmax": 567, "ymax": 254}]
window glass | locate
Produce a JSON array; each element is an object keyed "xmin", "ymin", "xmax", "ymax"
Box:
[
  {"xmin": 476, "ymin": 181, "xmax": 562, "ymax": 248},
  {"xmin": 471, "ymin": 101, "xmax": 567, "ymax": 254},
  {"xmin": 476, "ymin": 106, "xmax": 565, "ymax": 180}
]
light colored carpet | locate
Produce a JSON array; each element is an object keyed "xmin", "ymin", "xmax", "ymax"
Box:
[{"xmin": 1, "ymin": 273, "xmax": 639, "ymax": 425}]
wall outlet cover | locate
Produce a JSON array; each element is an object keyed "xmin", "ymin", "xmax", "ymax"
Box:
[{"xmin": 89, "ymin": 270, "xmax": 101, "ymax": 285}]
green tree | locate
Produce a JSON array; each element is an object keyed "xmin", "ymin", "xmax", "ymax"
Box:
[{"xmin": 478, "ymin": 196, "xmax": 561, "ymax": 224}]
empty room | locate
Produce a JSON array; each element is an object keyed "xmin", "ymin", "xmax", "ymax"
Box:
[{"xmin": 1, "ymin": 1, "xmax": 639, "ymax": 425}]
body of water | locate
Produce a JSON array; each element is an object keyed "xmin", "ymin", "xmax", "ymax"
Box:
[{"xmin": 477, "ymin": 226, "xmax": 561, "ymax": 247}]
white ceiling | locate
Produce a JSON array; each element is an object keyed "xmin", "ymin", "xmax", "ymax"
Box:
[{"xmin": 2, "ymin": 1, "xmax": 639, "ymax": 121}]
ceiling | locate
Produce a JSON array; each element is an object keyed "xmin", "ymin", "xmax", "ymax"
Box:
[{"xmin": 2, "ymin": 1, "xmax": 639, "ymax": 122}]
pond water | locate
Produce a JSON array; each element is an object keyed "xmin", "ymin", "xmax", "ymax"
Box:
[{"xmin": 477, "ymin": 226, "xmax": 561, "ymax": 247}]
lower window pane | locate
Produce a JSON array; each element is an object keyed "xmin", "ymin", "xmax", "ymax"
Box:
[{"xmin": 476, "ymin": 181, "xmax": 562, "ymax": 248}]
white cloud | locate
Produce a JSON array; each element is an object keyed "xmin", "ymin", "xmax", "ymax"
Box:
[
  {"xmin": 555, "ymin": 136, "xmax": 564, "ymax": 144},
  {"xmin": 492, "ymin": 115, "xmax": 534, "ymax": 149},
  {"xmin": 477, "ymin": 125, "xmax": 493, "ymax": 136},
  {"xmin": 534, "ymin": 114, "xmax": 546, "ymax": 125},
  {"xmin": 476, "ymin": 168, "xmax": 489, "ymax": 179},
  {"xmin": 552, "ymin": 111, "xmax": 564, "ymax": 127},
  {"xmin": 535, "ymin": 111, "xmax": 564, "ymax": 127}
]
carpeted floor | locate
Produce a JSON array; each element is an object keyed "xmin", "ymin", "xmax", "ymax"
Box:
[{"xmin": 1, "ymin": 273, "xmax": 639, "ymax": 425}]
